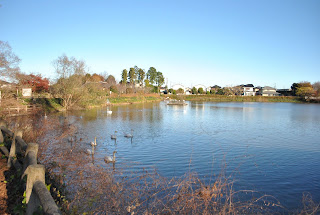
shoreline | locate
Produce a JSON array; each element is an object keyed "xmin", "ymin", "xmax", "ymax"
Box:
[
  {"xmin": 165, "ymin": 94, "xmax": 305, "ymax": 103},
  {"xmin": 1, "ymin": 94, "xmax": 315, "ymax": 117}
]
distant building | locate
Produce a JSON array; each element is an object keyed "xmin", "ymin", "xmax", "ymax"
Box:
[
  {"xmin": 210, "ymin": 85, "xmax": 222, "ymax": 94},
  {"xmin": 277, "ymin": 89, "xmax": 292, "ymax": 96},
  {"xmin": 160, "ymin": 87, "xmax": 166, "ymax": 94},
  {"xmin": 185, "ymin": 87, "xmax": 191, "ymax": 95},
  {"xmin": 243, "ymin": 84, "xmax": 255, "ymax": 96},
  {"xmin": 0, "ymin": 80, "xmax": 16, "ymax": 89},
  {"xmin": 260, "ymin": 86, "xmax": 280, "ymax": 96},
  {"xmin": 254, "ymin": 86, "xmax": 262, "ymax": 95}
]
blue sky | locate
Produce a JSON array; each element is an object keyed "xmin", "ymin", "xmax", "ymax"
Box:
[{"xmin": 0, "ymin": 0, "xmax": 319, "ymax": 88}]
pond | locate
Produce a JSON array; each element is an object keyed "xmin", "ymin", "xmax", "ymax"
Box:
[{"xmin": 65, "ymin": 101, "xmax": 320, "ymax": 210}]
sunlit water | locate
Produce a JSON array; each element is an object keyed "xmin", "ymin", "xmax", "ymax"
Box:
[{"xmin": 64, "ymin": 101, "xmax": 320, "ymax": 209}]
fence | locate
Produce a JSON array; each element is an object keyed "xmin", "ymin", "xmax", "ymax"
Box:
[
  {"xmin": 0, "ymin": 119, "xmax": 61, "ymax": 215},
  {"xmin": 0, "ymin": 105, "xmax": 42, "ymax": 116}
]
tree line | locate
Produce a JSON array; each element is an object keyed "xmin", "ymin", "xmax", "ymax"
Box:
[
  {"xmin": 0, "ymin": 41, "xmax": 166, "ymax": 109},
  {"xmin": 1, "ymin": 40, "xmax": 320, "ymax": 109},
  {"xmin": 120, "ymin": 66, "xmax": 165, "ymax": 91}
]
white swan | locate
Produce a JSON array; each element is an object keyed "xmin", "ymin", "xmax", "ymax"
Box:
[
  {"xmin": 90, "ymin": 137, "xmax": 97, "ymax": 146},
  {"xmin": 86, "ymin": 145, "xmax": 95, "ymax": 155},
  {"xmin": 107, "ymin": 106, "xmax": 112, "ymax": 115},
  {"xmin": 104, "ymin": 151, "xmax": 116, "ymax": 163},
  {"xmin": 124, "ymin": 129, "xmax": 133, "ymax": 138},
  {"xmin": 111, "ymin": 131, "xmax": 117, "ymax": 140},
  {"xmin": 86, "ymin": 149, "xmax": 93, "ymax": 155}
]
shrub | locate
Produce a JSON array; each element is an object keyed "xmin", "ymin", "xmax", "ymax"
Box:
[
  {"xmin": 126, "ymin": 88, "xmax": 134, "ymax": 94},
  {"xmin": 110, "ymin": 85, "xmax": 118, "ymax": 93}
]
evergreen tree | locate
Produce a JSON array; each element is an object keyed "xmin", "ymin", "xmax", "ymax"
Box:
[
  {"xmin": 129, "ymin": 67, "xmax": 136, "ymax": 84},
  {"xmin": 121, "ymin": 69, "xmax": 128, "ymax": 85}
]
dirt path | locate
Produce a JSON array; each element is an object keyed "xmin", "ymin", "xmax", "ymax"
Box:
[{"xmin": 0, "ymin": 156, "xmax": 9, "ymax": 215}]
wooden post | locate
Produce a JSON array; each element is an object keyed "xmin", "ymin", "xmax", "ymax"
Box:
[
  {"xmin": 0, "ymin": 128, "xmax": 9, "ymax": 157},
  {"xmin": 0, "ymin": 122, "xmax": 9, "ymax": 157},
  {"xmin": 0, "ymin": 124, "xmax": 4, "ymax": 143},
  {"xmin": 15, "ymin": 129, "xmax": 23, "ymax": 155},
  {"xmin": 0, "ymin": 120, "xmax": 61, "ymax": 214},
  {"xmin": 23, "ymin": 164, "xmax": 45, "ymax": 214},
  {"xmin": 23, "ymin": 143, "xmax": 39, "ymax": 174},
  {"xmin": 0, "ymin": 119, "xmax": 7, "ymax": 130},
  {"xmin": 6, "ymin": 128, "xmax": 23, "ymax": 169},
  {"xmin": 33, "ymin": 181, "xmax": 61, "ymax": 215},
  {"xmin": 23, "ymin": 164, "xmax": 61, "ymax": 215},
  {"xmin": 7, "ymin": 133, "xmax": 17, "ymax": 168}
]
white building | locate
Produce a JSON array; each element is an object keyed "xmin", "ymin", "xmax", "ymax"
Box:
[
  {"xmin": 185, "ymin": 87, "xmax": 192, "ymax": 95},
  {"xmin": 243, "ymin": 84, "xmax": 255, "ymax": 96}
]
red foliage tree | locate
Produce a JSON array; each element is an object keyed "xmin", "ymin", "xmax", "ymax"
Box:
[{"xmin": 18, "ymin": 73, "xmax": 49, "ymax": 93}]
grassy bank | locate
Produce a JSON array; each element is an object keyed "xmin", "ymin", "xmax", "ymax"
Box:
[
  {"xmin": 27, "ymin": 98, "xmax": 65, "ymax": 112},
  {"xmin": 166, "ymin": 94, "xmax": 302, "ymax": 103},
  {"xmin": 108, "ymin": 94, "xmax": 162, "ymax": 105}
]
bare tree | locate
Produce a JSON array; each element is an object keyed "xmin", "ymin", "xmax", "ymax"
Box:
[
  {"xmin": 52, "ymin": 54, "xmax": 86, "ymax": 79},
  {"xmin": 0, "ymin": 41, "xmax": 21, "ymax": 80},
  {"xmin": 51, "ymin": 55, "xmax": 89, "ymax": 109},
  {"xmin": 312, "ymin": 81, "xmax": 320, "ymax": 96}
]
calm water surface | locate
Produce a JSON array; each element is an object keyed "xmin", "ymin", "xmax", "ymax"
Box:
[{"xmin": 66, "ymin": 102, "xmax": 320, "ymax": 209}]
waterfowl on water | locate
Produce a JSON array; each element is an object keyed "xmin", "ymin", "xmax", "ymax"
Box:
[
  {"xmin": 86, "ymin": 146, "xmax": 95, "ymax": 155},
  {"xmin": 104, "ymin": 151, "xmax": 117, "ymax": 163},
  {"xmin": 124, "ymin": 129, "xmax": 133, "ymax": 138},
  {"xmin": 86, "ymin": 149, "xmax": 93, "ymax": 155},
  {"xmin": 90, "ymin": 137, "xmax": 97, "ymax": 146},
  {"xmin": 111, "ymin": 131, "xmax": 117, "ymax": 140}
]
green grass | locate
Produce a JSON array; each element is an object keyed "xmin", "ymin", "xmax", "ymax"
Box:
[{"xmin": 28, "ymin": 98, "xmax": 64, "ymax": 112}]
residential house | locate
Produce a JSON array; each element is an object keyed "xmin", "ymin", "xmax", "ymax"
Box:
[
  {"xmin": 243, "ymin": 84, "xmax": 255, "ymax": 96},
  {"xmin": 0, "ymin": 80, "xmax": 16, "ymax": 89},
  {"xmin": 160, "ymin": 87, "xmax": 166, "ymax": 94},
  {"xmin": 277, "ymin": 89, "xmax": 292, "ymax": 96},
  {"xmin": 209, "ymin": 85, "xmax": 221, "ymax": 94},
  {"xmin": 260, "ymin": 86, "xmax": 280, "ymax": 96},
  {"xmin": 185, "ymin": 87, "xmax": 191, "ymax": 95},
  {"xmin": 254, "ymin": 86, "xmax": 262, "ymax": 95}
]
